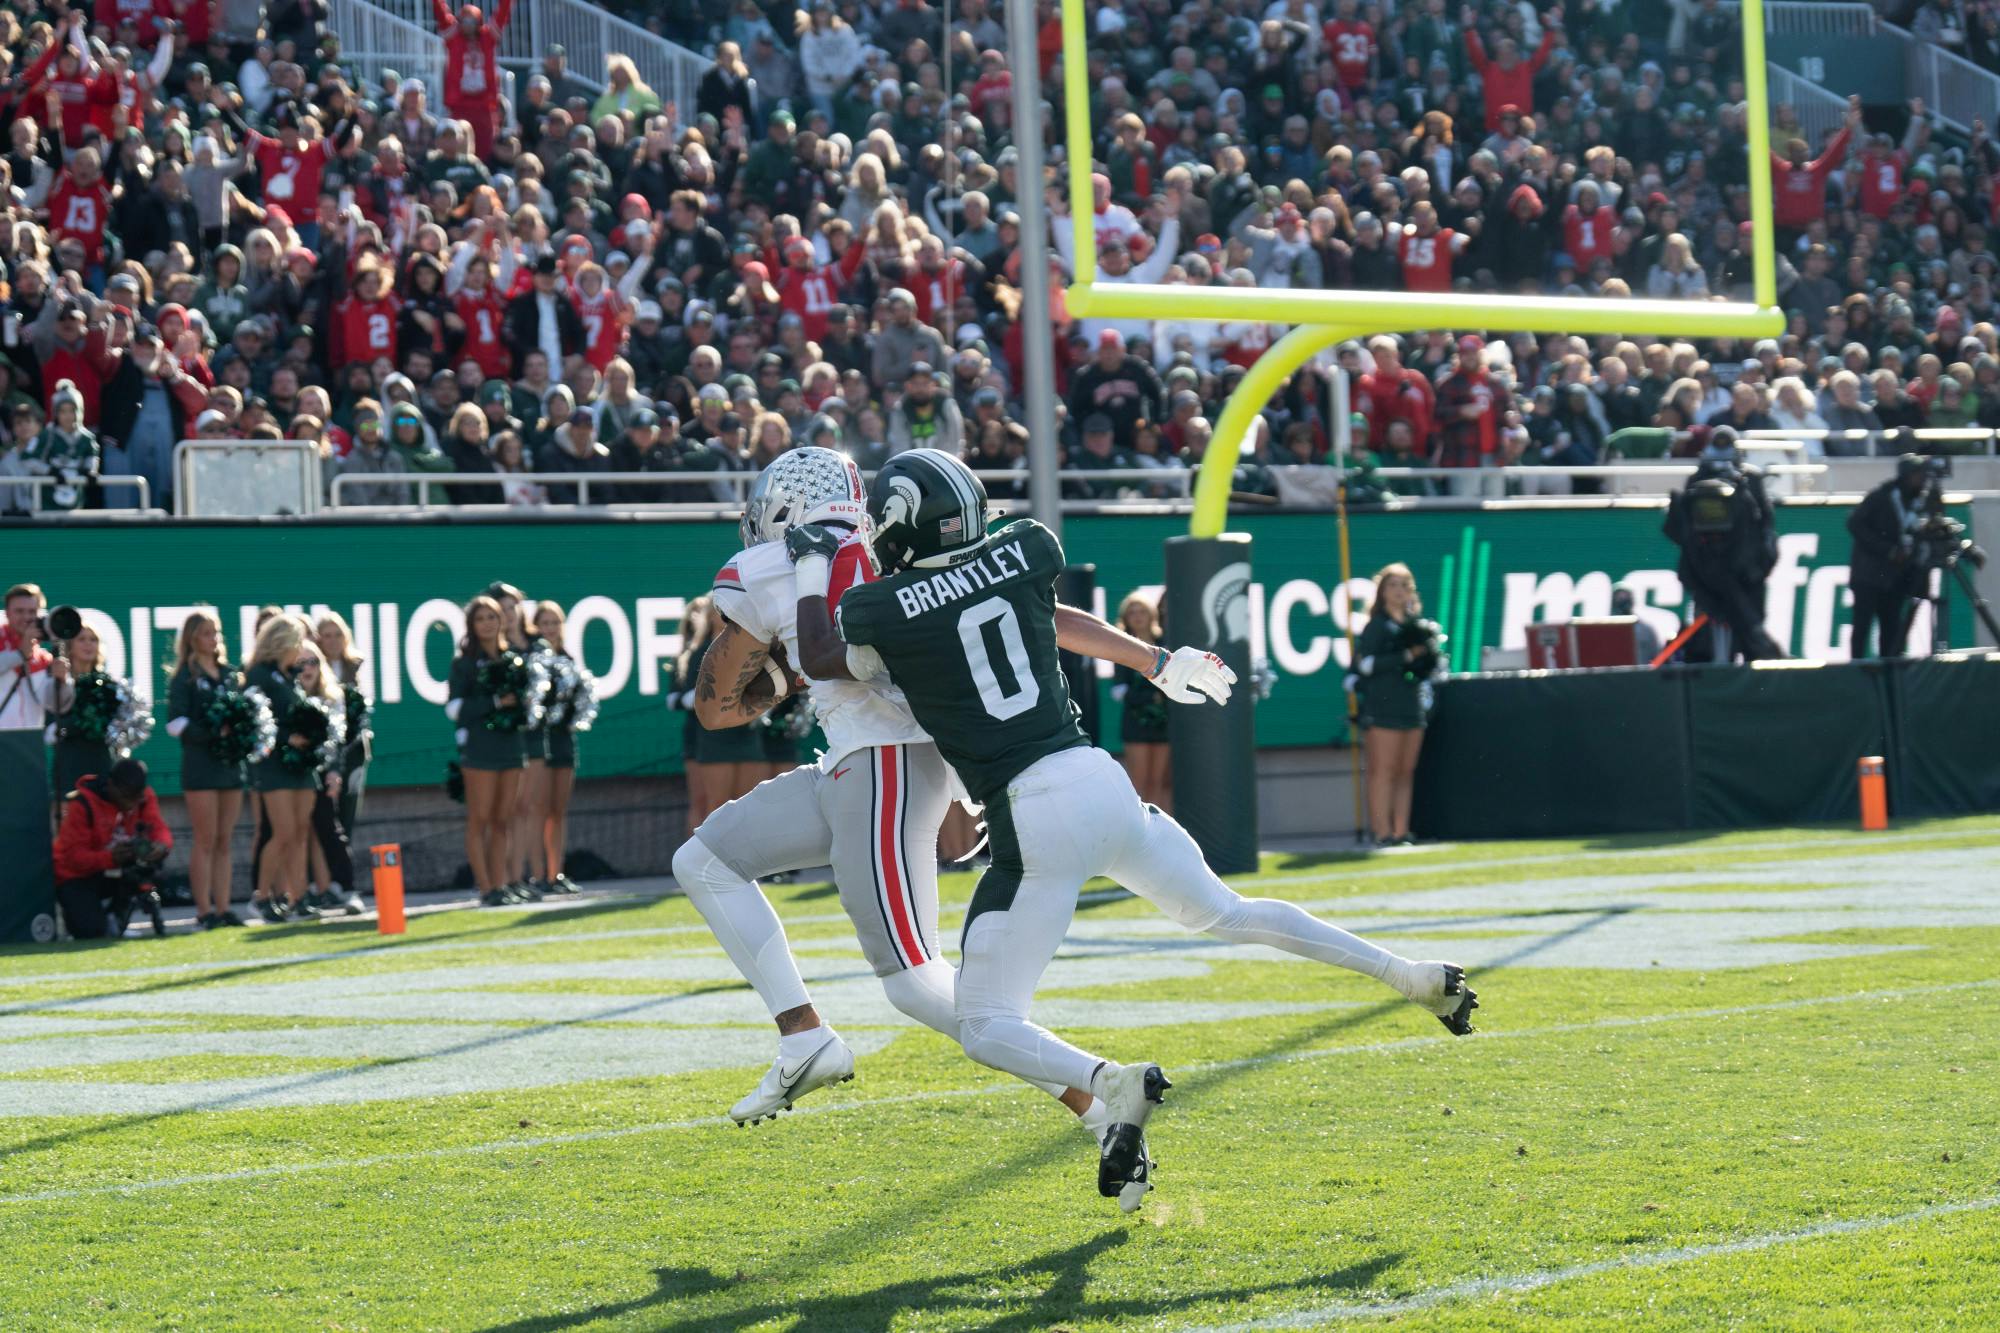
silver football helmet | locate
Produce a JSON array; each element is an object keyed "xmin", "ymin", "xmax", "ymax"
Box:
[{"xmin": 739, "ymin": 447, "xmax": 869, "ymax": 547}]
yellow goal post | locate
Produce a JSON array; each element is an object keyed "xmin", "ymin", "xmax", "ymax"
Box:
[{"xmin": 1056, "ymin": 0, "xmax": 1788, "ymax": 537}]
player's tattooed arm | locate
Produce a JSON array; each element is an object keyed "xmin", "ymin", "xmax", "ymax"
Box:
[{"xmin": 694, "ymin": 621, "xmax": 785, "ymax": 728}]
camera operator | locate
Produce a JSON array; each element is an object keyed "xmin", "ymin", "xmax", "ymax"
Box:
[
  {"xmin": 1840, "ymin": 454, "xmax": 1968, "ymax": 656},
  {"xmin": 1662, "ymin": 430, "xmax": 1784, "ymax": 662},
  {"xmin": 0, "ymin": 583, "xmax": 71, "ymax": 731},
  {"xmin": 52, "ymin": 758, "xmax": 173, "ymax": 939}
]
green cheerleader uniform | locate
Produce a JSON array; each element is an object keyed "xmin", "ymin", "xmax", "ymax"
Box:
[
  {"xmin": 169, "ymin": 664, "xmax": 247, "ymax": 791},
  {"xmin": 449, "ymin": 651, "xmax": 528, "ymax": 771},
  {"xmin": 48, "ymin": 674, "xmax": 111, "ymax": 798},
  {"xmin": 680, "ymin": 637, "xmax": 764, "ymax": 764},
  {"xmin": 247, "ymin": 662, "xmax": 317, "ymax": 792},
  {"xmin": 1353, "ymin": 614, "xmax": 1426, "ymax": 731},
  {"xmin": 1114, "ymin": 661, "xmax": 1170, "ymax": 745},
  {"xmin": 519, "ymin": 635, "xmax": 550, "ymax": 763}
]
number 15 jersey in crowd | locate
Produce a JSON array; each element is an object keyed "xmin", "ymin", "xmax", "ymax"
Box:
[{"xmin": 835, "ymin": 519, "xmax": 1089, "ymax": 804}]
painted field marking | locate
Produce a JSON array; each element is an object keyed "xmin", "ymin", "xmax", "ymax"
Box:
[
  {"xmin": 8, "ymin": 823, "xmax": 1992, "ymax": 995},
  {"xmin": 1196, "ymin": 1192, "xmax": 2000, "ymax": 1329},
  {"xmin": 3, "ymin": 976, "xmax": 1988, "ymax": 1207}
]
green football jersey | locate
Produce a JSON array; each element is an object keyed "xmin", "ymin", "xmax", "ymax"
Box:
[{"xmin": 836, "ymin": 518, "xmax": 1088, "ymax": 803}]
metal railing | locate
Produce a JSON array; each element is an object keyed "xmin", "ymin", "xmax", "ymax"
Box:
[
  {"xmin": 1, "ymin": 474, "xmax": 157, "ymax": 512},
  {"xmin": 327, "ymin": 0, "xmax": 447, "ymax": 94},
  {"xmin": 1766, "ymin": 63, "xmax": 1851, "ymax": 148},
  {"xmin": 332, "ymin": 467, "xmax": 1198, "ymax": 510},
  {"xmin": 1739, "ymin": 428, "xmax": 1999, "ymax": 457},
  {"xmin": 345, "ymin": 0, "xmax": 712, "ymax": 113},
  {"xmin": 1720, "ymin": 3, "xmax": 2000, "ymax": 134},
  {"xmin": 1891, "ymin": 21, "xmax": 2000, "ymax": 134}
]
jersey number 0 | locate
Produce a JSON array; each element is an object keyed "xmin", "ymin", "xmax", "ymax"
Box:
[{"xmin": 958, "ymin": 601, "xmax": 1041, "ymax": 720}]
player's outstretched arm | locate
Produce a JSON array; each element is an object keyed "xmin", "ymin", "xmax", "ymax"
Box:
[
  {"xmin": 693, "ymin": 620, "xmax": 788, "ymax": 728},
  {"xmin": 1052, "ymin": 605, "xmax": 1237, "ymax": 705}
]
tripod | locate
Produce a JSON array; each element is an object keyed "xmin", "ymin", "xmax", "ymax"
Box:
[{"xmin": 1917, "ymin": 554, "xmax": 2000, "ymax": 654}]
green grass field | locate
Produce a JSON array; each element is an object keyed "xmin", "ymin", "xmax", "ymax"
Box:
[{"xmin": 3, "ymin": 818, "xmax": 1998, "ymax": 1331}]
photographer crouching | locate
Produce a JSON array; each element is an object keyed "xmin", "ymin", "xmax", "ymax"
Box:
[
  {"xmin": 53, "ymin": 758, "xmax": 173, "ymax": 939},
  {"xmin": 1848, "ymin": 454, "xmax": 1993, "ymax": 657}
]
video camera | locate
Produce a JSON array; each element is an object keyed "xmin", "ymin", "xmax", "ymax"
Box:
[{"xmin": 1908, "ymin": 457, "xmax": 1988, "ymax": 574}]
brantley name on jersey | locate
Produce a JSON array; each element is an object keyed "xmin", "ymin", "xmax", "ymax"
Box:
[{"xmin": 884, "ymin": 538, "xmax": 1034, "ymax": 619}]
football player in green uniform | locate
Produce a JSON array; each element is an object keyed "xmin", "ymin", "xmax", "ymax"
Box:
[{"xmin": 789, "ymin": 449, "xmax": 1478, "ymax": 1206}]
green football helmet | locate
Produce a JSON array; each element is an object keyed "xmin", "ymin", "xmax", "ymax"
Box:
[{"xmin": 867, "ymin": 448, "xmax": 990, "ymax": 573}]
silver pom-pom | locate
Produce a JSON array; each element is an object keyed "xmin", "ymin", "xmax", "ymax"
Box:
[
  {"xmin": 522, "ymin": 647, "xmax": 553, "ymax": 731},
  {"xmin": 106, "ymin": 676, "xmax": 154, "ymax": 757},
  {"xmin": 319, "ymin": 694, "xmax": 348, "ymax": 772},
  {"xmin": 239, "ymin": 686, "xmax": 280, "ymax": 763},
  {"xmin": 567, "ymin": 664, "xmax": 599, "ymax": 733}
]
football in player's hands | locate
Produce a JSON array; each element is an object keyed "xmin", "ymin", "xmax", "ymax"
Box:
[
  {"xmin": 1149, "ymin": 647, "xmax": 1237, "ymax": 705},
  {"xmin": 784, "ymin": 523, "xmax": 841, "ymax": 567},
  {"xmin": 767, "ymin": 638, "xmax": 807, "ymax": 693}
]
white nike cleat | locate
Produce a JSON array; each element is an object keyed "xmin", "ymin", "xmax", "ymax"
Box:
[
  {"xmin": 1395, "ymin": 960, "xmax": 1479, "ymax": 1035},
  {"xmin": 1095, "ymin": 1062, "xmax": 1169, "ymax": 1204},
  {"xmin": 729, "ymin": 1030, "xmax": 856, "ymax": 1125}
]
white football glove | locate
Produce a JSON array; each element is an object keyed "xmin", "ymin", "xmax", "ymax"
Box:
[{"xmin": 1148, "ymin": 646, "xmax": 1236, "ymax": 705}]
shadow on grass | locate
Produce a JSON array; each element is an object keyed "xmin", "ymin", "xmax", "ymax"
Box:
[{"xmin": 475, "ymin": 1233, "xmax": 1404, "ymax": 1333}]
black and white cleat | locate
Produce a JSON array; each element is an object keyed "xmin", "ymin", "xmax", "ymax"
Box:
[
  {"xmin": 1435, "ymin": 964, "xmax": 1478, "ymax": 1036},
  {"xmin": 1097, "ymin": 1064, "xmax": 1170, "ymax": 1205}
]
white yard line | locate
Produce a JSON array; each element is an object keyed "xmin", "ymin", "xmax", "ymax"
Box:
[
  {"xmin": 8, "ymin": 824, "xmax": 1991, "ymax": 993},
  {"xmin": 1196, "ymin": 1192, "xmax": 2000, "ymax": 1329},
  {"xmin": 3, "ymin": 977, "xmax": 1987, "ymax": 1207}
]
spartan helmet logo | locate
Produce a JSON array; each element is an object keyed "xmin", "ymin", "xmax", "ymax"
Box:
[
  {"xmin": 1201, "ymin": 562, "xmax": 1251, "ymax": 646},
  {"xmin": 879, "ymin": 474, "xmax": 924, "ymax": 535}
]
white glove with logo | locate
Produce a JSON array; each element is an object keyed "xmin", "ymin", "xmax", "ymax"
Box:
[{"xmin": 1147, "ymin": 647, "xmax": 1236, "ymax": 705}]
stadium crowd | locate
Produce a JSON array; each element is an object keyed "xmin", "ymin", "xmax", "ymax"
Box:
[{"xmin": 0, "ymin": 0, "xmax": 1992, "ymax": 513}]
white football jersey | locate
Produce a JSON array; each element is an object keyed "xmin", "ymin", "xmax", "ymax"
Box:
[{"xmin": 709, "ymin": 534, "xmax": 931, "ymax": 769}]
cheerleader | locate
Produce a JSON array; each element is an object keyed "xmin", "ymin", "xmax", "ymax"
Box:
[
  {"xmin": 1111, "ymin": 593, "xmax": 1173, "ymax": 812},
  {"xmin": 530, "ymin": 599, "xmax": 590, "ymax": 895},
  {"xmin": 490, "ymin": 580, "xmax": 551, "ymax": 901},
  {"xmin": 1352, "ymin": 563, "xmax": 1433, "ymax": 847},
  {"xmin": 449, "ymin": 594, "xmax": 528, "ymax": 905},
  {"xmin": 245, "ymin": 613, "xmax": 320, "ymax": 921},
  {"xmin": 314, "ymin": 612, "xmax": 372, "ymax": 903},
  {"xmin": 666, "ymin": 596, "xmax": 766, "ymax": 833},
  {"xmin": 165, "ymin": 609, "xmax": 246, "ymax": 929},
  {"xmin": 293, "ymin": 645, "xmax": 362, "ymax": 915},
  {"xmin": 47, "ymin": 623, "xmax": 152, "ymax": 799}
]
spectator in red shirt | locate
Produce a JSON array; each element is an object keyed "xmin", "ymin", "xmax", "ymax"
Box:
[
  {"xmin": 45, "ymin": 145, "xmax": 113, "ymax": 279},
  {"xmin": 1562, "ymin": 181, "xmax": 1617, "ymax": 272},
  {"xmin": 432, "ymin": 0, "xmax": 513, "ymax": 159},
  {"xmin": 1464, "ymin": 4, "xmax": 1560, "ymax": 132},
  {"xmin": 1396, "ymin": 201, "xmax": 1469, "ymax": 292},
  {"xmin": 1435, "ymin": 334, "xmax": 1502, "ymax": 497},
  {"xmin": 1356, "ymin": 334, "xmax": 1436, "ymax": 453},
  {"xmin": 1323, "ymin": 0, "xmax": 1377, "ymax": 100},
  {"xmin": 1772, "ymin": 96, "xmax": 1861, "ymax": 239},
  {"xmin": 331, "ymin": 257, "xmax": 402, "ymax": 370}
]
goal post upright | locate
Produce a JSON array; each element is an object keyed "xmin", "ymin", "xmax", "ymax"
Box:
[{"xmin": 1053, "ymin": 0, "xmax": 1784, "ymax": 864}]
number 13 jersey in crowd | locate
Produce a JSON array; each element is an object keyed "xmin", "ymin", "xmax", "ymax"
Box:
[{"xmin": 835, "ymin": 519, "xmax": 1088, "ymax": 804}]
